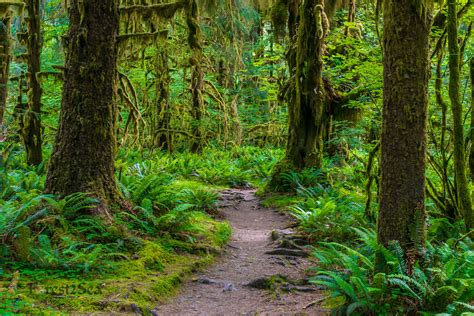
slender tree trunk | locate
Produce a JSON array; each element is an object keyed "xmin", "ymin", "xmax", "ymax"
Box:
[
  {"xmin": 0, "ymin": 15, "xmax": 11, "ymax": 126},
  {"xmin": 344, "ymin": 0, "xmax": 356, "ymax": 37},
  {"xmin": 470, "ymin": 58, "xmax": 474, "ymax": 183},
  {"xmin": 186, "ymin": 0, "xmax": 205, "ymax": 153},
  {"xmin": 229, "ymin": 95, "xmax": 242, "ymax": 146},
  {"xmin": 436, "ymin": 49, "xmax": 456, "ymax": 220},
  {"xmin": 378, "ymin": 0, "xmax": 433, "ymax": 272},
  {"xmin": 448, "ymin": 0, "xmax": 473, "ymax": 229},
  {"xmin": 286, "ymin": 0, "xmax": 327, "ymax": 169},
  {"xmin": 155, "ymin": 48, "xmax": 173, "ymax": 152},
  {"xmin": 23, "ymin": 0, "xmax": 42, "ymax": 165},
  {"xmin": 45, "ymin": 0, "xmax": 121, "ymax": 211}
]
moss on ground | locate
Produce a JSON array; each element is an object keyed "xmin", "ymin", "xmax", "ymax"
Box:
[
  {"xmin": 261, "ymin": 195, "xmax": 303, "ymax": 209},
  {"xmin": 170, "ymin": 179, "xmax": 226, "ymax": 193},
  {"xmin": 0, "ymin": 216, "xmax": 231, "ymax": 315}
]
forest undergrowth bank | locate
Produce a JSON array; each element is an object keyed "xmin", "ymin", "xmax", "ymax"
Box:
[
  {"xmin": 1, "ymin": 143, "xmax": 471, "ymax": 315},
  {"xmin": 0, "ymin": 145, "xmax": 280, "ymax": 313}
]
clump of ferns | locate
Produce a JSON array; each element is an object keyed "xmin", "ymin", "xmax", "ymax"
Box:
[
  {"xmin": 288, "ymin": 186, "xmax": 366, "ymax": 242},
  {"xmin": 176, "ymin": 188, "xmax": 219, "ymax": 213},
  {"xmin": 311, "ymin": 227, "xmax": 473, "ymax": 315},
  {"xmin": 120, "ymin": 172, "xmax": 176, "ymax": 211},
  {"xmin": 1, "ymin": 193, "xmax": 124, "ymax": 272},
  {"xmin": 280, "ymin": 167, "xmax": 325, "ymax": 192}
]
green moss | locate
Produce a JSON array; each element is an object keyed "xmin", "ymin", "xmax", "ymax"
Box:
[
  {"xmin": 261, "ymin": 195, "xmax": 303, "ymax": 209},
  {"xmin": 170, "ymin": 179, "xmax": 226, "ymax": 192},
  {"xmin": 13, "ymin": 225, "xmax": 32, "ymax": 262},
  {"xmin": 136, "ymin": 241, "xmax": 173, "ymax": 271},
  {"xmin": 0, "ymin": 214, "xmax": 230, "ymax": 314}
]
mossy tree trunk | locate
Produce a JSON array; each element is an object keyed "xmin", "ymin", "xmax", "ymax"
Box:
[
  {"xmin": 378, "ymin": 0, "xmax": 433, "ymax": 272},
  {"xmin": 23, "ymin": 0, "xmax": 42, "ymax": 166},
  {"xmin": 155, "ymin": 48, "xmax": 173, "ymax": 152},
  {"xmin": 470, "ymin": 58, "xmax": 474, "ymax": 186},
  {"xmin": 186, "ymin": 0, "xmax": 205, "ymax": 153},
  {"xmin": 0, "ymin": 15, "xmax": 11, "ymax": 126},
  {"xmin": 45, "ymin": 0, "xmax": 121, "ymax": 211},
  {"xmin": 448, "ymin": 0, "xmax": 473, "ymax": 229},
  {"xmin": 344, "ymin": 0, "xmax": 356, "ymax": 37},
  {"xmin": 286, "ymin": 0, "xmax": 327, "ymax": 169}
]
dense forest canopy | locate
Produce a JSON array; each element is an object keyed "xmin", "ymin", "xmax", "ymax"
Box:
[{"xmin": 0, "ymin": 0, "xmax": 472, "ymax": 314}]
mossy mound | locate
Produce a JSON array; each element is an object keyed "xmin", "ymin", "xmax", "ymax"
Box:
[{"xmin": 0, "ymin": 217, "xmax": 231, "ymax": 314}]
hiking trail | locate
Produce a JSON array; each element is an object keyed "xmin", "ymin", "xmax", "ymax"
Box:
[{"xmin": 155, "ymin": 189, "xmax": 326, "ymax": 316}]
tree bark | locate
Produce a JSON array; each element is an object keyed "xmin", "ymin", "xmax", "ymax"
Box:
[
  {"xmin": 448, "ymin": 0, "xmax": 473, "ymax": 229},
  {"xmin": 186, "ymin": 0, "xmax": 205, "ymax": 153},
  {"xmin": 286, "ymin": 0, "xmax": 326, "ymax": 169},
  {"xmin": 0, "ymin": 15, "xmax": 11, "ymax": 126},
  {"xmin": 470, "ymin": 58, "xmax": 474, "ymax": 184},
  {"xmin": 378, "ymin": 0, "xmax": 432, "ymax": 271},
  {"xmin": 23, "ymin": 0, "xmax": 43, "ymax": 165},
  {"xmin": 45, "ymin": 0, "xmax": 121, "ymax": 211},
  {"xmin": 155, "ymin": 48, "xmax": 173, "ymax": 152}
]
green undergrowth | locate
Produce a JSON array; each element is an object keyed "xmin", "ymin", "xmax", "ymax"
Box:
[
  {"xmin": 265, "ymin": 156, "xmax": 474, "ymax": 315},
  {"xmin": 117, "ymin": 145, "xmax": 283, "ymax": 189},
  {"xmin": 0, "ymin": 144, "xmax": 279, "ymax": 313},
  {"xmin": 0, "ymin": 241, "xmax": 223, "ymax": 314},
  {"xmin": 2, "ymin": 144, "xmax": 283, "ymax": 314},
  {"xmin": 266, "ymin": 157, "xmax": 370, "ymax": 242}
]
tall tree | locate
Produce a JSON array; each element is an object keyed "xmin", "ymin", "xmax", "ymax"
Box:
[
  {"xmin": 187, "ymin": 0, "xmax": 205, "ymax": 153},
  {"xmin": 286, "ymin": 0, "xmax": 328, "ymax": 169},
  {"xmin": 45, "ymin": 0, "xmax": 121, "ymax": 211},
  {"xmin": 0, "ymin": 8, "xmax": 12, "ymax": 126},
  {"xmin": 470, "ymin": 58, "xmax": 474, "ymax": 184},
  {"xmin": 448, "ymin": 0, "xmax": 473, "ymax": 229},
  {"xmin": 22, "ymin": 0, "xmax": 43, "ymax": 165},
  {"xmin": 155, "ymin": 47, "xmax": 173, "ymax": 152},
  {"xmin": 378, "ymin": 0, "xmax": 433, "ymax": 271}
]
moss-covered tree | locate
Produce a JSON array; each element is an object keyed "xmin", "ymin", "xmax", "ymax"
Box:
[
  {"xmin": 286, "ymin": 0, "xmax": 328, "ymax": 169},
  {"xmin": 377, "ymin": 0, "xmax": 433, "ymax": 271},
  {"xmin": 155, "ymin": 47, "xmax": 173, "ymax": 151},
  {"xmin": 187, "ymin": 0, "xmax": 205, "ymax": 153},
  {"xmin": 447, "ymin": 0, "xmax": 473, "ymax": 229},
  {"xmin": 0, "ymin": 8, "xmax": 12, "ymax": 126},
  {"xmin": 470, "ymin": 58, "xmax": 474, "ymax": 185},
  {"xmin": 45, "ymin": 0, "xmax": 121, "ymax": 211},
  {"xmin": 22, "ymin": 0, "xmax": 42, "ymax": 165}
]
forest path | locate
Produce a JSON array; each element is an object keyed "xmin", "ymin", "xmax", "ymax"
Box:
[{"xmin": 155, "ymin": 189, "xmax": 326, "ymax": 316}]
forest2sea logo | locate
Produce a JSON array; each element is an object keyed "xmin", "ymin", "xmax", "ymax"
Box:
[{"xmin": 24, "ymin": 282, "xmax": 104, "ymax": 296}]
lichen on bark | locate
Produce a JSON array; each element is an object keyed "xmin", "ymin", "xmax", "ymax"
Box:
[{"xmin": 45, "ymin": 0, "xmax": 122, "ymax": 213}]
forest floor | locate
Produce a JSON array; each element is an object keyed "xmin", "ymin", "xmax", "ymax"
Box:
[{"xmin": 155, "ymin": 189, "xmax": 326, "ymax": 316}]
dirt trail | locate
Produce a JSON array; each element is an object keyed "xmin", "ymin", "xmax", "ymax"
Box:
[{"xmin": 155, "ymin": 189, "xmax": 325, "ymax": 316}]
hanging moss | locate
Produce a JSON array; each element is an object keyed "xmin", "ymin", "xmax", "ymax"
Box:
[{"xmin": 119, "ymin": 2, "xmax": 187, "ymax": 20}]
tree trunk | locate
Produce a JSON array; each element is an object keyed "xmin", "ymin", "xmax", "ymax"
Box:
[
  {"xmin": 286, "ymin": 0, "xmax": 326, "ymax": 169},
  {"xmin": 23, "ymin": 0, "xmax": 42, "ymax": 165},
  {"xmin": 344, "ymin": 0, "xmax": 356, "ymax": 37},
  {"xmin": 448, "ymin": 0, "xmax": 473, "ymax": 229},
  {"xmin": 186, "ymin": 0, "xmax": 205, "ymax": 153},
  {"xmin": 155, "ymin": 48, "xmax": 173, "ymax": 152},
  {"xmin": 470, "ymin": 58, "xmax": 474, "ymax": 185},
  {"xmin": 45, "ymin": 0, "xmax": 121, "ymax": 211},
  {"xmin": 0, "ymin": 15, "xmax": 11, "ymax": 126},
  {"xmin": 378, "ymin": 0, "xmax": 432, "ymax": 272}
]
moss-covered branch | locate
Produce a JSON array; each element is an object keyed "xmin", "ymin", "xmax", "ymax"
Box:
[{"xmin": 119, "ymin": 2, "xmax": 186, "ymax": 19}]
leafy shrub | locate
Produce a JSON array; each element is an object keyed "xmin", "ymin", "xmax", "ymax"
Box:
[
  {"xmin": 177, "ymin": 188, "xmax": 219, "ymax": 212},
  {"xmin": 288, "ymin": 185, "xmax": 367, "ymax": 242},
  {"xmin": 311, "ymin": 228, "xmax": 474, "ymax": 315}
]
